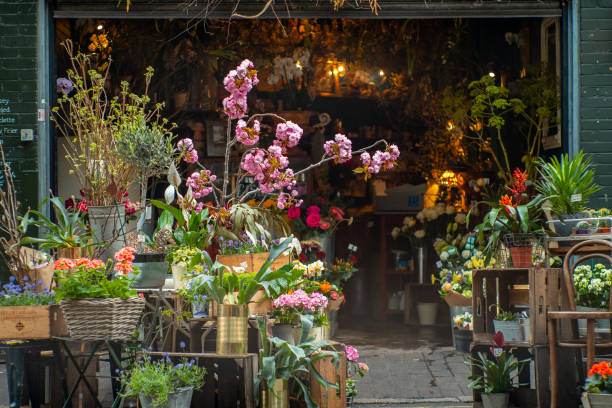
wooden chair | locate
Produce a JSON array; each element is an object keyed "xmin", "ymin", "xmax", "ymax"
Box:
[{"xmin": 548, "ymin": 239, "xmax": 612, "ymax": 408}]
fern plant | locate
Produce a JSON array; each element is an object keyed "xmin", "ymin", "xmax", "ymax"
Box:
[{"xmin": 536, "ymin": 151, "xmax": 600, "ymax": 217}]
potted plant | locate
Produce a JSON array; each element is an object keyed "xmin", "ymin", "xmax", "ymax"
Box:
[
  {"xmin": 53, "ymin": 247, "xmax": 145, "ymax": 341},
  {"xmin": 254, "ymin": 314, "xmax": 339, "ymax": 408},
  {"xmin": 270, "ymin": 289, "xmax": 329, "ymax": 345},
  {"xmin": 536, "ymin": 151, "xmax": 601, "ymax": 236},
  {"xmin": 215, "ymin": 235, "xmax": 292, "ymax": 277},
  {"xmin": 595, "ymin": 209, "xmax": 612, "ymax": 233},
  {"xmin": 51, "ymin": 41, "xmax": 173, "ymax": 260},
  {"xmin": 131, "ymin": 227, "xmax": 172, "ymax": 289},
  {"xmin": 493, "ymin": 311, "xmax": 522, "ymax": 342},
  {"xmin": 453, "ymin": 312, "xmax": 473, "ymax": 353},
  {"xmin": 467, "ymin": 332, "xmax": 528, "ymax": 408},
  {"xmin": 574, "ymin": 263, "xmax": 612, "ymax": 333},
  {"xmin": 188, "ymin": 237, "xmax": 302, "ymax": 354},
  {"xmin": 583, "ymin": 361, "xmax": 612, "ymax": 407},
  {"xmin": 120, "ymin": 355, "xmax": 206, "ymax": 408},
  {"xmin": 472, "ymin": 169, "xmax": 545, "ymax": 268},
  {"xmin": 18, "ymin": 197, "xmax": 95, "ymax": 259}
]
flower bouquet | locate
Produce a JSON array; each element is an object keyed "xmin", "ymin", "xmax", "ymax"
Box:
[
  {"xmin": 53, "ymin": 247, "xmax": 145, "ymax": 341},
  {"xmin": 434, "ymin": 268, "xmax": 472, "ymax": 307}
]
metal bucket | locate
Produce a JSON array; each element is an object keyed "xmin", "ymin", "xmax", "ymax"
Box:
[
  {"xmin": 88, "ymin": 205, "xmax": 126, "ymax": 261},
  {"xmin": 216, "ymin": 304, "xmax": 248, "ymax": 354},
  {"xmin": 261, "ymin": 379, "xmax": 289, "ymax": 408}
]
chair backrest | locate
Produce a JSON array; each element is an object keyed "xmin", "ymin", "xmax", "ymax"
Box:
[{"xmin": 562, "ymin": 239, "xmax": 612, "ymax": 310}]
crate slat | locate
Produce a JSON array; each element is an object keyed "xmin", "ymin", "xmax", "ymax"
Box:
[{"xmin": 0, "ymin": 305, "xmax": 67, "ymax": 340}]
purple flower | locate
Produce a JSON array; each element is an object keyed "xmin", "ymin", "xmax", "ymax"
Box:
[{"xmin": 56, "ymin": 77, "xmax": 73, "ymax": 95}]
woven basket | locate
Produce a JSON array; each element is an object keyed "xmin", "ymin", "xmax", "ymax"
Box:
[{"xmin": 59, "ymin": 297, "xmax": 145, "ymax": 341}]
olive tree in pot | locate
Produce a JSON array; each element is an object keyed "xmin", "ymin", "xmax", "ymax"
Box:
[
  {"xmin": 466, "ymin": 332, "xmax": 529, "ymax": 408},
  {"xmin": 536, "ymin": 151, "xmax": 601, "ymax": 236}
]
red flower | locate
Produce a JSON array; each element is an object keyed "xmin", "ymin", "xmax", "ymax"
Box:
[
  {"xmin": 499, "ymin": 194, "xmax": 515, "ymax": 209},
  {"xmin": 287, "ymin": 206, "xmax": 301, "ymax": 219},
  {"xmin": 316, "ymin": 250, "xmax": 326, "ymax": 260},
  {"xmin": 319, "ymin": 221, "xmax": 331, "ymax": 230},
  {"xmin": 493, "ymin": 331, "xmax": 505, "ymax": 348},
  {"xmin": 298, "ymin": 253, "xmax": 308, "ymax": 263},
  {"xmin": 306, "ymin": 205, "xmax": 321, "ymax": 216},
  {"xmin": 589, "ymin": 361, "xmax": 612, "ymax": 377},
  {"xmin": 329, "ymin": 206, "xmax": 345, "ymax": 221},
  {"xmin": 330, "ymin": 291, "xmax": 339, "ymax": 300},
  {"xmin": 77, "ymin": 200, "xmax": 88, "ymax": 213},
  {"xmin": 320, "ymin": 197, "xmax": 327, "ymax": 204},
  {"xmin": 306, "ymin": 213, "xmax": 321, "ymax": 228},
  {"xmin": 65, "ymin": 197, "xmax": 75, "ymax": 210},
  {"xmin": 348, "ymin": 254, "xmax": 357, "ymax": 265},
  {"xmin": 507, "ymin": 168, "xmax": 528, "ymax": 196}
]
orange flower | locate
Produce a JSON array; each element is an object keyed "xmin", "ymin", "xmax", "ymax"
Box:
[
  {"xmin": 589, "ymin": 361, "xmax": 612, "ymax": 377},
  {"xmin": 75, "ymin": 257, "xmax": 90, "ymax": 266},
  {"xmin": 499, "ymin": 194, "xmax": 515, "ymax": 208},
  {"xmin": 53, "ymin": 258, "xmax": 75, "ymax": 271},
  {"xmin": 114, "ymin": 247, "xmax": 136, "ymax": 262},
  {"xmin": 320, "ymin": 281, "xmax": 331, "ymax": 293}
]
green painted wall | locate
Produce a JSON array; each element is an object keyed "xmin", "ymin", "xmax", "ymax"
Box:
[
  {"xmin": 580, "ymin": 0, "xmax": 612, "ymax": 208},
  {"xmin": 0, "ymin": 0, "xmax": 40, "ymax": 211}
]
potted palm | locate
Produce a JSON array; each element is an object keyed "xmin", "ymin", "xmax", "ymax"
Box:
[
  {"xmin": 188, "ymin": 237, "xmax": 301, "ymax": 354},
  {"xmin": 120, "ymin": 355, "xmax": 206, "ymax": 408},
  {"xmin": 536, "ymin": 151, "xmax": 601, "ymax": 236},
  {"xmin": 466, "ymin": 332, "xmax": 529, "ymax": 408},
  {"xmin": 254, "ymin": 314, "xmax": 339, "ymax": 408}
]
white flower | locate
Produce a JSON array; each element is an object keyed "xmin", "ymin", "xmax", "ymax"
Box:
[
  {"xmin": 446, "ymin": 205, "xmax": 456, "ymax": 215},
  {"xmin": 392, "ymin": 227, "xmax": 400, "ymax": 239},
  {"xmin": 462, "ymin": 250, "xmax": 471, "ymax": 259},
  {"xmin": 232, "ymin": 262, "xmax": 249, "ymax": 274},
  {"xmin": 403, "ymin": 216, "xmax": 416, "ymax": 227},
  {"xmin": 306, "ymin": 261, "xmax": 324, "ymax": 278},
  {"xmin": 282, "ymin": 237, "xmax": 301, "ymax": 256},
  {"xmin": 475, "ymin": 250, "xmax": 483, "ymax": 257},
  {"xmin": 440, "ymin": 251, "xmax": 449, "ymax": 261},
  {"xmin": 416, "ymin": 211, "xmax": 425, "ymax": 222},
  {"xmin": 414, "ymin": 229, "xmax": 426, "ymax": 239},
  {"xmin": 164, "ymin": 185, "xmax": 176, "ymax": 204},
  {"xmin": 455, "ymin": 213, "xmax": 467, "ymax": 225}
]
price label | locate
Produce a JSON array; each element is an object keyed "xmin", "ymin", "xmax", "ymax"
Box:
[
  {"xmin": 138, "ymin": 234, "xmax": 146, "ymax": 243},
  {"xmin": 145, "ymin": 206, "xmax": 152, "ymax": 219},
  {"xmin": 492, "ymin": 347, "xmax": 503, "ymax": 357},
  {"xmin": 571, "ymin": 193, "xmax": 582, "ymax": 203}
]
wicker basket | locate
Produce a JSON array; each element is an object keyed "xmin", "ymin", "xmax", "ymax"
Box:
[{"xmin": 59, "ymin": 297, "xmax": 145, "ymax": 341}]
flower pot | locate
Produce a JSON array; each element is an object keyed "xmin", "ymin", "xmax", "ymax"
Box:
[
  {"xmin": 453, "ymin": 328, "xmax": 472, "ymax": 353},
  {"xmin": 481, "ymin": 392, "xmax": 509, "ymax": 408},
  {"xmin": 328, "ymin": 309, "xmax": 339, "ymax": 337},
  {"xmin": 309, "ymin": 325, "xmax": 330, "ymax": 342},
  {"xmin": 171, "ymin": 264, "xmax": 187, "ymax": 289},
  {"xmin": 271, "ymin": 324, "xmax": 296, "ymax": 345},
  {"xmin": 192, "ymin": 300, "xmax": 209, "ymax": 318},
  {"xmin": 88, "ymin": 205, "xmax": 126, "ymax": 262},
  {"xmin": 132, "ymin": 253, "xmax": 168, "ymax": 289},
  {"xmin": 509, "ymin": 245, "xmax": 533, "ymax": 268},
  {"xmin": 417, "ymin": 302, "xmax": 439, "ymax": 325},
  {"xmin": 576, "ymin": 306, "xmax": 610, "ymax": 336},
  {"xmin": 59, "ymin": 297, "xmax": 145, "ymax": 341},
  {"xmin": 493, "ymin": 320, "xmax": 523, "ymax": 342},
  {"xmin": 582, "ymin": 391, "xmax": 612, "ymax": 408},
  {"xmin": 139, "ymin": 386, "xmax": 194, "ymax": 408},
  {"xmin": 216, "ymin": 303, "xmax": 248, "ymax": 355},
  {"xmin": 260, "ymin": 379, "xmax": 289, "ymax": 408}
]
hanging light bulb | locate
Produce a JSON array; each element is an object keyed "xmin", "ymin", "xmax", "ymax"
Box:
[
  {"xmin": 97, "ymin": 24, "xmax": 104, "ymax": 31},
  {"xmin": 379, "ymin": 70, "xmax": 385, "ymax": 77},
  {"xmin": 488, "ymin": 72, "xmax": 495, "ymax": 78}
]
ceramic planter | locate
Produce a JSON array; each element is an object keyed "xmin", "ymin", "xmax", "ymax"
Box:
[
  {"xmin": 481, "ymin": 392, "xmax": 509, "ymax": 408},
  {"xmin": 139, "ymin": 386, "xmax": 194, "ymax": 408},
  {"xmin": 582, "ymin": 392, "xmax": 612, "ymax": 408},
  {"xmin": 133, "ymin": 253, "xmax": 168, "ymax": 289},
  {"xmin": 216, "ymin": 303, "xmax": 248, "ymax": 354},
  {"xmin": 192, "ymin": 301, "xmax": 208, "ymax": 318},
  {"xmin": 493, "ymin": 320, "xmax": 522, "ymax": 342},
  {"xmin": 171, "ymin": 264, "xmax": 187, "ymax": 289}
]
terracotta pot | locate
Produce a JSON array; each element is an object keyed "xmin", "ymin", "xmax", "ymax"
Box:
[{"xmin": 510, "ymin": 245, "xmax": 533, "ymax": 268}]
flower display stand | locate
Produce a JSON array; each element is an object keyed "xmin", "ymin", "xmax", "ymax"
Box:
[
  {"xmin": 146, "ymin": 351, "xmax": 258, "ymax": 408},
  {"xmin": 216, "ymin": 253, "xmax": 291, "ymax": 274},
  {"xmin": 0, "ymin": 304, "xmax": 68, "ymax": 340},
  {"xmin": 310, "ymin": 347, "xmax": 347, "ymax": 408}
]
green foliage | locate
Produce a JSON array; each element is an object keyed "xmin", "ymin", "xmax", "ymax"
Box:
[
  {"xmin": 536, "ymin": 151, "xmax": 601, "ymax": 216},
  {"xmin": 254, "ymin": 315, "xmax": 339, "ymax": 408},
  {"xmin": 215, "ymin": 204, "xmax": 291, "ymax": 246},
  {"xmin": 188, "ymin": 237, "xmax": 301, "ymax": 305},
  {"xmin": 151, "ymin": 200, "xmax": 214, "ymax": 254},
  {"xmin": 585, "ymin": 372, "xmax": 612, "ymax": 394},
  {"xmin": 495, "ymin": 311, "xmax": 517, "ymax": 322},
  {"xmin": 17, "ymin": 197, "xmax": 95, "ymax": 254},
  {"xmin": 466, "ymin": 350, "xmax": 528, "ymax": 394},
  {"xmin": 54, "ymin": 263, "xmax": 138, "ymax": 300},
  {"xmin": 121, "ymin": 356, "xmax": 206, "ymax": 407}
]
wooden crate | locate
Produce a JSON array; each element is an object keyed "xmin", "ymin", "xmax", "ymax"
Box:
[
  {"xmin": 311, "ymin": 350, "xmax": 347, "ymax": 408},
  {"xmin": 148, "ymin": 352, "xmax": 257, "ymax": 408},
  {"xmin": 216, "ymin": 253, "xmax": 291, "ymax": 274},
  {"xmin": 0, "ymin": 305, "xmax": 67, "ymax": 340},
  {"xmin": 472, "ymin": 268, "xmax": 567, "ymax": 345}
]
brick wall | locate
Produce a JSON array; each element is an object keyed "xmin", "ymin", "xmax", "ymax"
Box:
[
  {"xmin": 0, "ymin": 0, "xmax": 39, "ymax": 210},
  {"xmin": 580, "ymin": 0, "xmax": 612, "ymax": 208}
]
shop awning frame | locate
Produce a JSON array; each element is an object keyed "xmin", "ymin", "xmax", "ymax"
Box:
[{"xmin": 53, "ymin": 0, "xmax": 563, "ymax": 19}]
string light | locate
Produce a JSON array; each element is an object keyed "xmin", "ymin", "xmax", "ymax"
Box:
[
  {"xmin": 296, "ymin": 61, "xmax": 302, "ymax": 70},
  {"xmin": 97, "ymin": 24, "xmax": 104, "ymax": 31},
  {"xmin": 338, "ymin": 65, "xmax": 344, "ymax": 72},
  {"xmin": 488, "ymin": 72, "xmax": 495, "ymax": 78},
  {"xmin": 379, "ymin": 70, "xmax": 385, "ymax": 77}
]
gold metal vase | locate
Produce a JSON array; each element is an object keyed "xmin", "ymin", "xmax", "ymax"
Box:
[
  {"xmin": 261, "ymin": 379, "xmax": 289, "ymax": 408},
  {"xmin": 216, "ymin": 303, "xmax": 248, "ymax": 355}
]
